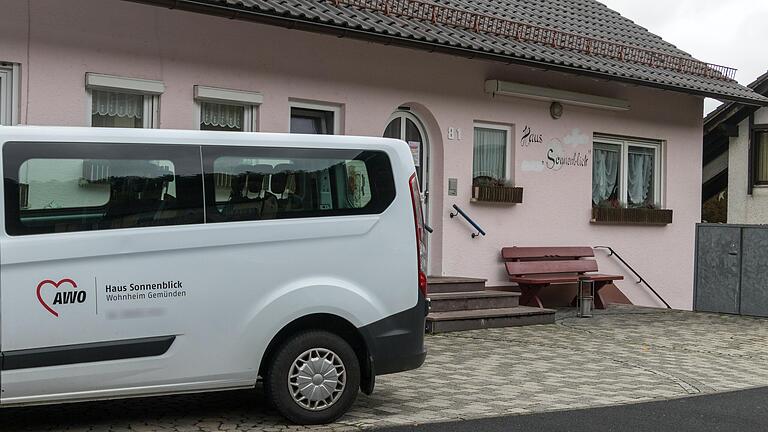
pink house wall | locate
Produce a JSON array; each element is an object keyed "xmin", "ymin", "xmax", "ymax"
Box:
[{"xmin": 0, "ymin": 0, "xmax": 704, "ymax": 308}]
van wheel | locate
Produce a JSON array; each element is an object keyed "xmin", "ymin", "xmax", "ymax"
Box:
[{"xmin": 265, "ymin": 330, "xmax": 360, "ymax": 424}]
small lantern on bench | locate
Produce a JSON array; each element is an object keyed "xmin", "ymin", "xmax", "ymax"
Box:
[{"xmin": 577, "ymin": 276, "xmax": 595, "ymax": 318}]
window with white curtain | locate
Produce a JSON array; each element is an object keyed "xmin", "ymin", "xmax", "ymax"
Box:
[
  {"xmin": 200, "ymin": 102, "xmax": 247, "ymax": 132},
  {"xmin": 91, "ymin": 90, "xmax": 147, "ymax": 128},
  {"xmin": 86, "ymin": 73, "xmax": 164, "ymax": 128},
  {"xmin": 592, "ymin": 135, "xmax": 663, "ymax": 208},
  {"xmin": 0, "ymin": 63, "xmax": 20, "ymax": 126},
  {"xmin": 194, "ymin": 86, "xmax": 262, "ymax": 132},
  {"xmin": 472, "ymin": 123, "xmax": 511, "ymax": 184}
]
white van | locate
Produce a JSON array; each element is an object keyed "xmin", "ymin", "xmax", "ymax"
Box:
[{"xmin": 0, "ymin": 126, "xmax": 428, "ymax": 424}]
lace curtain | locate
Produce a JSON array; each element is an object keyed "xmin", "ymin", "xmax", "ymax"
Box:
[
  {"xmin": 473, "ymin": 127, "xmax": 506, "ymax": 180},
  {"xmin": 592, "ymin": 145, "xmax": 620, "ymax": 205},
  {"xmin": 627, "ymin": 147, "xmax": 654, "ymax": 207},
  {"xmin": 91, "ymin": 90, "xmax": 143, "ymax": 119},
  {"xmin": 201, "ymin": 102, "xmax": 243, "ymax": 129}
]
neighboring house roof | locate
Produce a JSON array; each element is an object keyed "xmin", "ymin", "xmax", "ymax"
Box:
[
  {"xmin": 128, "ymin": 0, "xmax": 768, "ymax": 105},
  {"xmin": 702, "ymin": 69, "xmax": 768, "ymax": 201},
  {"xmin": 705, "ymin": 70, "xmax": 768, "ymax": 130}
]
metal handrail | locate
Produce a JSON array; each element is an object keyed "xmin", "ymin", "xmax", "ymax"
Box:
[
  {"xmin": 450, "ymin": 204, "xmax": 486, "ymax": 238},
  {"xmin": 594, "ymin": 246, "xmax": 671, "ymax": 309}
]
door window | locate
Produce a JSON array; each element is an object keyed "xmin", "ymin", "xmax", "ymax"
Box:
[
  {"xmin": 384, "ymin": 111, "xmax": 428, "ymax": 190},
  {"xmin": 384, "ymin": 110, "xmax": 431, "ymax": 273}
]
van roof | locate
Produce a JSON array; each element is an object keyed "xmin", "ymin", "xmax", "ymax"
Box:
[{"xmin": 0, "ymin": 125, "xmax": 409, "ymax": 151}]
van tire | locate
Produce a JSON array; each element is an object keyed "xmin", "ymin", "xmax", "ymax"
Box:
[{"xmin": 264, "ymin": 330, "xmax": 360, "ymax": 424}]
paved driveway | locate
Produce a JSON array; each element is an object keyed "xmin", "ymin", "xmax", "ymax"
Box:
[
  {"xmin": 377, "ymin": 386, "xmax": 768, "ymax": 432},
  {"xmin": 4, "ymin": 306, "xmax": 768, "ymax": 431}
]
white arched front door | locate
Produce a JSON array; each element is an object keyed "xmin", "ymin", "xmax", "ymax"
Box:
[{"xmin": 383, "ymin": 110, "xmax": 432, "ymax": 267}]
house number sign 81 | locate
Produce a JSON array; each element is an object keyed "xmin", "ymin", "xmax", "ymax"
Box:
[{"xmin": 447, "ymin": 127, "xmax": 463, "ymax": 140}]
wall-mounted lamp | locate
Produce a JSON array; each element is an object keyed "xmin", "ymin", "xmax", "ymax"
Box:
[
  {"xmin": 485, "ymin": 80, "xmax": 630, "ymax": 111},
  {"xmin": 550, "ymin": 101, "xmax": 563, "ymax": 119}
]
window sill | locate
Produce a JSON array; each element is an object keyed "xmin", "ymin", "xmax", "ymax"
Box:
[
  {"xmin": 591, "ymin": 207, "xmax": 672, "ymax": 225},
  {"xmin": 471, "ymin": 185, "xmax": 523, "ymax": 204}
]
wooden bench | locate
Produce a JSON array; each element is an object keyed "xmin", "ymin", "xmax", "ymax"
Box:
[{"xmin": 501, "ymin": 246, "xmax": 624, "ymax": 309}]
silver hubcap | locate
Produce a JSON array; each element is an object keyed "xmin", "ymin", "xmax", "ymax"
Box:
[{"xmin": 288, "ymin": 348, "xmax": 346, "ymax": 411}]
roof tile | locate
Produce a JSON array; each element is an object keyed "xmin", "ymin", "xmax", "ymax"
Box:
[{"xmin": 145, "ymin": 0, "xmax": 768, "ymax": 104}]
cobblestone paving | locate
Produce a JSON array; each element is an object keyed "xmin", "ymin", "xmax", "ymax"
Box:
[{"xmin": 4, "ymin": 306, "xmax": 768, "ymax": 431}]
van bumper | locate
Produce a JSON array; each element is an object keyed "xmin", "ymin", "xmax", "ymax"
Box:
[{"xmin": 360, "ymin": 292, "xmax": 428, "ymax": 377}]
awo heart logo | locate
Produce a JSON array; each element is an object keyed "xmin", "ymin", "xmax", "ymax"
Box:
[{"xmin": 36, "ymin": 278, "xmax": 86, "ymax": 317}]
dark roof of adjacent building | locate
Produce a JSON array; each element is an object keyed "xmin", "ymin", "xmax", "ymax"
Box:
[
  {"xmin": 704, "ymin": 69, "xmax": 768, "ymax": 163},
  {"xmin": 128, "ymin": 0, "xmax": 768, "ymax": 105},
  {"xmin": 705, "ymin": 70, "xmax": 768, "ymax": 129},
  {"xmin": 702, "ymin": 70, "xmax": 768, "ymax": 201}
]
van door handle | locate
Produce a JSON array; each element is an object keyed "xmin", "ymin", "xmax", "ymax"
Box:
[
  {"xmin": 424, "ymin": 224, "xmax": 434, "ymax": 234},
  {"xmin": 728, "ymin": 251, "xmax": 738, "ymax": 256}
]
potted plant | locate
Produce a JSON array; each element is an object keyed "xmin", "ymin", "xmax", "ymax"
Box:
[
  {"xmin": 471, "ymin": 176, "xmax": 523, "ymax": 204},
  {"xmin": 591, "ymin": 201, "xmax": 673, "ymax": 225}
]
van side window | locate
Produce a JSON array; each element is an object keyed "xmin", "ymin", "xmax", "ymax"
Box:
[
  {"xmin": 4, "ymin": 142, "xmax": 204, "ymax": 235},
  {"xmin": 203, "ymin": 147, "xmax": 395, "ymax": 222}
]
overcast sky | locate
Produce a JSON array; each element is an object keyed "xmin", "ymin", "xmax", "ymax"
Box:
[{"xmin": 599, "ymin": 0, "xmax": 768, "ymax": 114}]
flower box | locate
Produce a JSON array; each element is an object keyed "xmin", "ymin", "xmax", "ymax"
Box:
[
  {"xmin": 471, "ymin": 185, "xmax": 523, "ymax": 204},
  {"xmin": 591, "ymin": 207, "xmax": 673, "ymax": 225}
]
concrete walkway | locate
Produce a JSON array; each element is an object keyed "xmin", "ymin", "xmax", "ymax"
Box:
[{"xmin": 4, "ymin": 306, "xmax": 768, "ymax": 431}]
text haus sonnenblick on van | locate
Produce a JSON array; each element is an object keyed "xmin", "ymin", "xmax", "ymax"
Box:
[{"xmin": 0, "ymin": 126, "xmax": 429, "ymax": 425}]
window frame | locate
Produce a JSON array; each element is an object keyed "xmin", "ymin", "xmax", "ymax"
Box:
[
  {"xmin": 289, "ymin": 100, "xmax": 342, "ymax": 135},
  {"xmin": 753, "ymin": 126, "xmax": 768, "ymax": 186},
  {"xmin": 0, "ymin": 63, "xmax": 20, "ymax": 126},
  {"xmin": 85, "ymin": 73, "xmax": 164, "ymax": 128},
  {"xmin": 201, "ymin": 145, "xmax": 395, "ymax": 223},
  {"xmin": 472, "ymin": 122, "xmax": 513, "ymax": 182},
  {"xmin": 593, "ymin": 134, "xmax": 664, "ymax": 208},
  {"xmin": 194, "ymin": 85, "xmax": 262, "ymax": 132},
  {"xmin": 3, "ymin": 141, "xmax": 204, "ymax": 236}
]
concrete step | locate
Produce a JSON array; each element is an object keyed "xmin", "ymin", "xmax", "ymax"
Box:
[
  {"xmin": 427, "ymin": 276, "xmax": 486, "ymax": 294},
  {"xmin": 428, "ymin": 290, "xmax": 520, "ymax": 312},
  {"xmin": 486, "ymin": 284, "xmax": 520, "ymax": 292},
  {"xmin": 426, "ymin": 306, "xmax": 556, "ymax": 334}
]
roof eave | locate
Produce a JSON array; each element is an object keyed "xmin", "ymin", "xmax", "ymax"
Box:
[
  {"xmin": 704, "ymin": 70, "xmax": 768, "ymax": 130},
  {"xmin": 126, "ymin": 0, "xmax": 768, "ymax": 107},
  {"xmin": 704, "ymin": 102, "xmax": 756, "ymax": 134}
]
